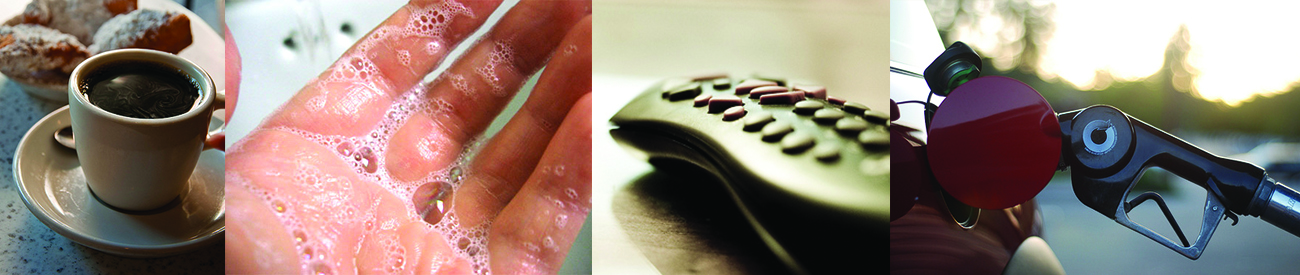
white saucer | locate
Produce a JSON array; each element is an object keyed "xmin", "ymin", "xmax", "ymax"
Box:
[{"xmin": 12, "ymin": 106, "xmax": 225, "ymax": 258}]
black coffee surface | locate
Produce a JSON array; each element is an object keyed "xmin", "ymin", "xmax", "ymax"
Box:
[{"xmin": 83, "ymin": 61, "xmax": 200, "ymax": 119}]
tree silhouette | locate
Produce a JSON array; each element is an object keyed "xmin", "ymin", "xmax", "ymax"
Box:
[
  {"xmin": 926, "ymin": 0, "xmax": 1055, "ymax": 73},
  {"xmin": 926, "ymin": 0, "xmax": 1300, "ymax": 138}
]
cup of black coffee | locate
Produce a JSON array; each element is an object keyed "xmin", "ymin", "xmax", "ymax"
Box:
[
  {"xmin": 81, "ymin": 60, "xmax": 201, "ymax": 119},
  {"xmin": 68, "ymin": 49, "xmax": 223, "ymax": 211}
]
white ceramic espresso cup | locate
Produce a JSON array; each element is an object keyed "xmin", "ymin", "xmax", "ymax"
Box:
[{"xmin": 68, "ymin": 49, "xmax": 223, "ymax": 211}]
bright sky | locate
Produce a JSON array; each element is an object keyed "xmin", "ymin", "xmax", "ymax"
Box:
[{"xmin": 950, "ymin": 1, "xmax": 1300, "ymax": 106}]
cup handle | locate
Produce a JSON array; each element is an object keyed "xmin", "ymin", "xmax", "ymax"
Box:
[{"xmin": 202, "ymin": 90, "xmax": 227, "ymax": 151}]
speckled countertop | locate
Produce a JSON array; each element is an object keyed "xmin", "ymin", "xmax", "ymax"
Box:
[{"xmin": 0, "ymin": 76, "xmax": 223, "ymax": 273}]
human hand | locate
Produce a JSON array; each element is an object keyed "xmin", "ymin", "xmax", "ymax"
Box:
[
  {"xmin": 204, "ymin": 27, "xmax": 240, "ymax": 152},
  {"xmin": 224, "ymin": 0, "xmax": 591, "ymax": 274}
]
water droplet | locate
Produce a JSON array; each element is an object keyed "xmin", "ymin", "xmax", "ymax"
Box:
[
  {"xmin": 553, "ymin": 165, "xmax": 566, "ymax": 176},
  {"xmin": 336, "ymin": 141, "xmax": 354, "ymax": 157},
  {"xmin": 414, "ymin": 181, "xmax": 451, "ymax": 225},
  {"xmin": 389, "ymin": 255, "xmax": 405, "ymax": 272},
  {"xmin": 311, "ymin": 261, "xmax": 333, "ymax": 275},
  {"xmin": 357, "ymin": 146, "xmax": 378, "ymax": 173},
  {"xmin": 457, "ymin": 237, "xmax": 470, "ymax": 250},
  {"xmin": 294, "ymin": 230, "xmax": 308, "ymax": 243},
  {"xmin": 350, "ymin": 56, "xmax": 365, "ymax": 70},
  {"xmin": 302, "ymin": 246, "xmax": 314, "ymax": 261},
  {"xmin": 362, "ymin": 159, "xmax": 378, "ymax": 173},
  {"xmin": 448, "ymin": 167, "xmax": 463, "ymax": 182},
  {"xmin": 466, "ymin": 245, "xmax": 480, "ymax": 256},
  {"xmin": 564, "ymin": 188, "xmax": 578, "ymax": 200},
  {"xmin": 272, "ymin": 200, "xmax": 287, "ymax": 213}
]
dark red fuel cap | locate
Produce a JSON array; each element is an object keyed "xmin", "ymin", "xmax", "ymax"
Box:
[{"xmin": 927, "ymin": 76, "xmax": 1061, "ymax": 210}]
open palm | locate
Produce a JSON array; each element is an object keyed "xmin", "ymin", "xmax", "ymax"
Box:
[{"xmin": 224, "ymin": 1, "xmax": 591, "ymax": 274}]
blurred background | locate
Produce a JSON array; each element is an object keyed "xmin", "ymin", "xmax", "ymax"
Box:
[
  {"xmin": 224, "ymin": 0, "xmax": 589, "ymax": 273},
  {"xmin": 593, "ymin": 0, "xmax": 888, "ymax": 273},
  {"xmin": 917, "ymin": 0, "xmax": 1300, "ymax": 273}
]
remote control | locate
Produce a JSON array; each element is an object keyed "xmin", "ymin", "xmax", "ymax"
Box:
[{"xmin": 609, "ymin": 73, "xmax": 888, "ymax": 274}]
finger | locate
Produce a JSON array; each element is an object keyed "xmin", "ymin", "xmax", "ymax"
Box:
[
  {"xmin": 226, "ymin": 180, "xmax": 299, "ymax": 274},
  {"xmin": 440, "ymin": 15, "xmax": 591, "ymax": 227},
  {"xmin": 384, "ymin": 0, "xmax": 590, "ymax": 183},
  {"xmin": 224, "ymin": 27, "xmax": 239, "ymax": 122},
  {"xmin": 227, "ymin": 129, "xmax": 388, "ymax": 274},
  {"xmin": 266, "ymin": 0, "xmax": 505, "ymax": 136},
  {"xmin": 230, "ymin": 129, "xmax": 468, "ymax": 274},
  {"xmin": 487, "ymin": 93, "xmax": 592, "ymax": 274},
  {"xmin": 206, "ymin": 132, "xmax": 224, "ymax": 151},
  {"xmin": 353, "ymin": 187, "xmax": 471, "ymax": 275}
]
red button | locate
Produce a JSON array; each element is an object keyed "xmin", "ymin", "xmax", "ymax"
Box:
[{"xmin": 708, "ymin": 95, "xmax": 743, "ymax": 113}]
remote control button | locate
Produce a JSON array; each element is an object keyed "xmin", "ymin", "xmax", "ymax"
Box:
[
  {"xmin": 761, "ymin": 121, "xmax": 794, "ymax": 142},
  {"xmin": 795, "ymin": 85, "xmax": 827, "ymax": 99},
  {"xmin": 693, "ymin": 94, "xmax": 712, "ymax": 107},
  {"xmin": 748, "ymin": 86, "xmax": 788, "ymax": 99},
  {"xmin": 752, "ymin": 74, "xmax": 787, "ymax": 86},
  {"xmin": 843, "ymin": 101, "xmax": 869, "ymax": 115},
  {"xmin": 781, "ymin": 132, "xmax": 816, "ymax": 153},
  {"xmin": 862, "ymin": 110, "xmax": 890, "ymax": 124},
  {"xmin": 742, "ymin": 112, "xmax": 775, "ymax": 132},
  {"xmin": 722, "ymin": 106, "xmax": 746, "ymax": 121},
  {"xmin": 811, "ymin": 143, "xmax": 841, "ymax": 161},
  {"xmin": 708, "ymin": 95, "xmax": 743, "ymax": 113},
  {"xmin": 793, "ymin": 101, "xmax": 824, "ymax": 114},
  {"xmin": 758, "ymin": 91, "xmax": 806, "ymax": 105},
  {"xmin": 712, "ymin": 78, "xmax": 732, "ymax": 90},
  {"xmin": 665, "ymin": 82, "xmax": 702, "ymax": 101},
  {"xmin": 661, "ymin": 78, "xmax": 692, "ymax": 93},
  {"xmin": 858, "ymin": 128, "xmax": 888, "ymax": 147},
  {"xmin": 827, "ymin": 96, "xmax": 846, "ymax": 106},
  {"xmin": 812, "ymin": 109, "xmax": 845, "ymax": 124},
  {"xmin": 834, "ymin": 118, "xmax": 868, "ymax": 134},
  {"xmin": 735, "ymin": 80, "xmax": 777, "ymax": 95},
  {"xmin": 688, "ymin": 71, "xmax": 728, "ymax": 81}
]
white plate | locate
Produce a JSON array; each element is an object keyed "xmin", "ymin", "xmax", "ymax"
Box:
[
  {"xmin": 0, "ymin": 0, "xmax": 225, "ymax": 102},
  {"xmin": 11, "ymin": 106, "xmax": 224, "ymax": 258}
]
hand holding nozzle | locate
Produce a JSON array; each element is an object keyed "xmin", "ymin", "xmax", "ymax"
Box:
[
  {"xmin": 1059, "ymin": 105, "xmax": 1300, "ymax": 259},
  {"xmin": 920, "ymin": 41, "xmax": 1300, "ymax": 261}
]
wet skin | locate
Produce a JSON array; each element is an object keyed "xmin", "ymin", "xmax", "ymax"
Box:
[{"xmin": 224, "ymin": 1, "xmax": 592, "ymax": 274}]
